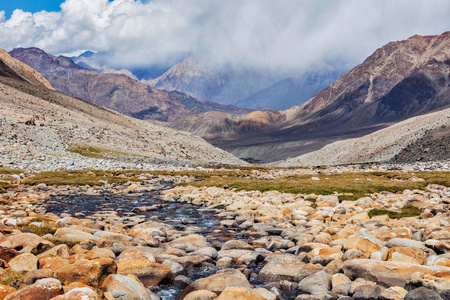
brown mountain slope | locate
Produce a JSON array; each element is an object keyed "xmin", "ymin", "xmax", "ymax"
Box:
[
  {"xmin": 10, "ymin": 48, "xmax": 251, "ymax": 122},
  {"xmin": 171, "ymin": 32, "xmax": 450, "ymax": 162},
  {"xmin": 0, "ymin": 48, "xmax": 244, "ymax": 166},
  {"xmin": 0, "ymin": 49, "xmax": 53, "ymax": 90},
  {"xmin": 276, "ymin": 108, "xmax": 450, "ymax": 166}
]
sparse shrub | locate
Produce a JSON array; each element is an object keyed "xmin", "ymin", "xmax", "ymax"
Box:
[
  {"xmin": 368, "ymin": 205, "xmax": 423, "ymax": 219},
  {"xmin": 0, "ymin": 271, "xmax": 25, "ymax": 286},
  {"xmin": 15, "ymin": 224, "xmax": 56, "ymax": 236},
  {"xmin": 44, "ymin": 237, "xmax": 78, "ymax": 249}
]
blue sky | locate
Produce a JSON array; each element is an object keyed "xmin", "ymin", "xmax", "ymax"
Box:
[{"xmin": 1, "ymin": 0, "xmax": 65, "ymax": 19}]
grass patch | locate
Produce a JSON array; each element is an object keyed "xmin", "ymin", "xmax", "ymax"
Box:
[
  {"xmin": 29, "ymin": 217, "xmax": 51, "ymax": 223},
  {"xmin": 368, "ymin": 205, "xmax": 423, "ymax": 219},
  {"xmin": 22, "ymin": 170, "xmax": 142, "ymax": 186},
  {"xmin": 31, "ymin": 243, "xmax": 53, "ymax": 255},
  {"xmin": 15, "ymin": 224, "xmax": 56, "ymax": 236},
  {"xmin": 178, "ymin": 171, "xmax": 450, "ymax": 199},
  {"xmin": 45, "ymin": 237, "xmax": 78, "ymax": 248},
  {"xmin": 0, "ymin": 167, "xmax": 24, "ymax": 175},
  {"xmin": 0, "ymin": 182, "xmax": 11, "ymax": 193},
  {"xmin": 20, "ymin": 169, "xmax": 253, "ymax": 187},
  {"xmin": 0, "ymin": 271, "xmax": 25, "ymax": 286},
  {"xmin": 145, "ymin": 170, "xmax": 253, "ymax": 178},
  {"xmin": 68, "ymin": 144, "xmax": 146, "ymax": 159}
]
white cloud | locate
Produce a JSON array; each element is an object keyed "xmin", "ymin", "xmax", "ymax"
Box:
[{"xmin": 0, "ymin": 0, "xmax": 449, "ymax": 71}]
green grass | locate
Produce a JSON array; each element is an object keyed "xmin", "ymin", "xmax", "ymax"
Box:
[
  {"xmin": 20, "ymin": 168, "xmax": 256, "ymax": 187},
  {"xmin": 15, "ymin": 224, "xmax": 56, "ymax": 236},
  {"xmin": 31, "ymin": 243, "xmax": 53, "ymax": 255},
  {"xmin": 0, "ymin": 182, "xmax": 10, "ymax": 193},
  {"xmin": 44, "ymin": 237, "xmax": 78, "ymax": 248},
  {"xmin": 68, "ymin": 144, "xmax": 147, "ymax": 159},
  {"xmin": 177, "ymin": 171, "xmax": 450, "ymax": 200},
  {"xmin": 22, "ymin": 170, "xmax": 143, "ymax": 186},
  {"xmin": 29, "ymin": 217, "xmax": 51, "ymax": 223},
  {"xmin": 0, "ymin": 271, "xmax": 25, "ymax": 286},
  {"xmin": 368, "ymin": 205, "xmax": 423, "ymax": 219},
  {"xmin": 145, "ymin": 170, "xmax": 253, "ymax": 178},
  {"xmin": 0, "ymin": 167, "xmax": 24, "ymax": 175}
]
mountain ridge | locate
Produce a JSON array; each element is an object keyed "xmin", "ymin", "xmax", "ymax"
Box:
[
  {"xmin": 170, "ymin": 32, "xmax": 450, "ymax": 162},
  {"xmin": 0, "ymin": 47, "xmax": 244, "ymax": 166},
  {"xmin": 10, "ymin": 48, "xmax": 251, "ymax": 122}
]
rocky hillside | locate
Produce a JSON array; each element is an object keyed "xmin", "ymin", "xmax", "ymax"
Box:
[
  {"xmin": 276, "ymin": 108, "xmax": 450, "ymax": 166},
  {"xmin": 0, "ymin": 48, "xmax": 244, "ymax": 169},
  {"xmin": 10, "ymin": 48, "xmax": 250, "ymax": 122},
  {"xmin": 171, "ymin": 32, "xmax": 450, "ymax": 162},
  {"xmin": 389, "ymin": 123, "xmax": 450, "ymax": 163},
  {"xmin": 147, "ymin": 56, "xmax": 343, "ymax": 110}
]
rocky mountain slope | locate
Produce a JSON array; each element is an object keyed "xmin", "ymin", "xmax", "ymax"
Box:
[
  {"xmin": 147, "ymin": 56, "xmax": 343, "ymax": 110},
  {"xmin": 0, "ymin": 49, "xmax": 244, "ymax": 168},
  {"xmin": 171, "ymin": 32, "xmax": 450, "ymax": 162},
  {"xmin": 276, "ymin": 108, "xmax": 450, "ymax": 166},
  {"xmin": 389, "ymin": 122, "xmax": 450, "ymax": 163},
  {"xmin": 10, "ymin": 48, "xmax": 250, "ymax": 122}
]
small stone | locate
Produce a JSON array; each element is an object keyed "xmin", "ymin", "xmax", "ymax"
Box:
[
  {"xmin": 404, "ymin": 287, "xmax": 443, "ymax": 300},
  {"xmin": 379, "ymin": 286, "xmax": 408, "ymax": 300}
]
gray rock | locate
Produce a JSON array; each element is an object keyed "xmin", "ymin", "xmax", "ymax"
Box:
[
  {"xmin": 343, "ymin": 249, "xmax": 365, "ymax": 261},
  {"xmin": 298, "ymin": 270, "xmax": 331, "ymax": 294},
  {"xmin": 385, "ymin": 238, "xmax": 428, "ymax": 251},
  {"xmin": 405, "ymin": 287, "xmax": 443, "ymax": 300},
  {"xmin": 352, "ymin": 284, "xmax": 384, "ymax": 300}
]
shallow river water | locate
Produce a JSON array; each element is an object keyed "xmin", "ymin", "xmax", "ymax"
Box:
[{"xmin": 41, "ymin": 188, "xmax": 294, "ymax": 299}]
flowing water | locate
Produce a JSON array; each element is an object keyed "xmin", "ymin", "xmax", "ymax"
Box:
[{"xmin": 42, "ymin": 189, "xmax": 294, "ymax": 299}]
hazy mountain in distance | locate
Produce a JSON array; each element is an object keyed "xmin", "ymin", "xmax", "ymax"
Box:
[
  {"xmin": 147, "ymin": 55, "xmax": 346, "ymax": 110},
  {"xmin": 146, "ymin": 56, "xmax": 283, "ymax": 105},
  {"xmin": 235, "ymin": 69, "xmax": 344, "ymax": 110},
  {"xmin": 170, "ymin": 32, "xmax": 450, "ymax": 162},
  {"xmin": 71, "ymin": 51, "xmax": 188, "ymax": 80}
]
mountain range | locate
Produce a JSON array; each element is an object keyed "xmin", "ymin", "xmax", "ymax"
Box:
[
  {"xmin": 9, "ymin": 48, "xmax": 251, "ymax": 122},
  {"xmin": 169, "ymin": 32, "xmax": 450, "ymax": 162},
  {"xmin": 146, "ymin": 56, "xmax": 345, "ymax": 110},
  {"xmin": 6, "ymin": 31, "xmax": 450, "ymax": 166},
  {"xmin": 0, "ymin": 48, "xmax": 243, "ymax": 165}
]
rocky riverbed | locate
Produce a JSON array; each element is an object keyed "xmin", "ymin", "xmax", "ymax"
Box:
[{"xmin": 0, "ymin": 172, "xmax": 449, "ymax": 299}]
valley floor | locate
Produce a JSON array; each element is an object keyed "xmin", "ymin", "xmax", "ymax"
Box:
[{"xmin": 0, "ymin": 165, "xmax": 449, "ymax": 299}]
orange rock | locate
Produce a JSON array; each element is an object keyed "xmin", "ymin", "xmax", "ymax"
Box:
[
  {"xmin": 117, "ymin": 257, "xmax": 173, "ymax": 286},
  {"xmin": 3, "ymin": 278, "xmax": 63, "ymax": 300},
  {"xmin": 179, "ymin": 269, "xmax": 251, "ymax": 300},
  {"xmin": 0, "ymin": 285, "xmax": 16, "ymax": 300},
  {"xmin": 8, "ymin": 253, "xmax": 38, "ymax": 272},
  {"xmin": 53, "ymin": 258, "xmax": 117, "ymax": 287},
  {"xmin": 343, "ymin": 236, "xmax": 383, "ymax": 256},
  {"xmin": 215, "ymin": 287, "xmax": 265, "ymax": 300},
  {"xmin": 387, "ymin": 247, "xmax": 425, "ymax": 264}
]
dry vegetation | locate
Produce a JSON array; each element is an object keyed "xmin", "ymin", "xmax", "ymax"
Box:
[
  {"xmin": 368, "ymin": 205, "xmax": 423, "ymax": 219},
  {"xmin": 68, "ymin": 144, "xmax": 148, "ymax": 159},
  {"xmin": 15, "ymin": 224, "xmax": 57, "ymax": 236},
  {"xmin": 178, "ymin": 171, "xmax": 450, "ymax": 200},
  {"xmin": 0, "ymin": 271, "xmax": 25, "ymax": 286},
  {"xmin": 0, "ymin": 167, "xmax": 449, "ymax": 200},
  {"xmin": 22, "ymin": 170, "xmax": 143, "ymax": 186}
]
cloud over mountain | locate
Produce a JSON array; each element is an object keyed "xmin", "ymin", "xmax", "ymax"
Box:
[{"xmin": 1, "ymin": 0, "xmax": 450, "ymax": 71}]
